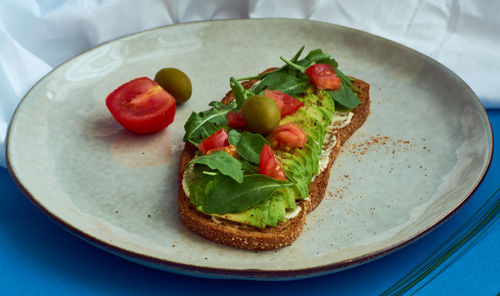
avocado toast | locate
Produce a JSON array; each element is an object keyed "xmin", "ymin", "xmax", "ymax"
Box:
[{"xmin": 178, "ymin": 47, "xmax": 370, "ymax": 250}]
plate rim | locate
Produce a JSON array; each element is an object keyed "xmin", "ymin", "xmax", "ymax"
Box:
[{"xmin": 5, "ymin": 17, "xmax": 494, "ymax": 280}]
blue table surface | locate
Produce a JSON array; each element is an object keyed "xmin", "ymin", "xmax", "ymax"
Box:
[{"xmin": 1, "ymin": 110, "xmax": 499, "ymax": 296}]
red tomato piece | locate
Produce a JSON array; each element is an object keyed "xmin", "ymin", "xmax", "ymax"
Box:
[
  {"xmin": 259, "ymin": 144, "xmax": 287, "ymax": 181},
  {"xmin": 106, "ymin": 77, "xmax": 176, "ymax": 134},
  {"xmin": 264, "ymin": 89, "xmax": 304, "ymax": 118},
  {"xmin": 198, "ymin": 128, "xmax": 229, "ymax": 154},
  {"xmin": 206, "ymin": 144, "xmax": 239, "ymax": 158},
  {"xmin": 269, "ymin": 123, "xmax": 307, "ymax": 151},
  {"xmin": 305, "ymin": 64, "xmax": 341, "ymax": 90},
  {"xmin": 226, "ymin": 110, "xmax": 246, "ymax": 128}
]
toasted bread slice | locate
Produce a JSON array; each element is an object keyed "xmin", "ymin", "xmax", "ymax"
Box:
[{"xmin": 177, "ymin": 75, "xmax": 370, "ymax": 250}]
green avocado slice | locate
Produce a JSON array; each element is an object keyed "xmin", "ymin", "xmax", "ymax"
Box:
[{"xmin": 187, "ymin": 91, "xmax": 341, "ymax": 228}]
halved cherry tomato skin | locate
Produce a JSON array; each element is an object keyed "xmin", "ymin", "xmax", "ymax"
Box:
[
  {"xmin": 270, "ymin": 123, "xmax": 307, "ymax": 151},
  {"xmin": 106, "ymin": 77, "xmax": 176, "ymax": 134},
  {"xmin": 198, "ymin": 129, "xmax": 230, "ymax": 154},
  {"xmin": 259, "ymin": 144, "xmax": 287, "ymax": 181},
  {"xmin": 264, "ymin": 89, "xmax": 304, "ymax": 118},
  {"xmin": 305, "ymin": 64, "xmax": 341, "ymax": 90},
  {"xmin": 226, "ymin": 111, "xmax": 246, "ymax": 128}
]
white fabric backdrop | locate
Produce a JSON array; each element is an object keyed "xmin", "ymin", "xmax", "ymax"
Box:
[{"xmin": 1, "ymin": 0, "xmax": 499, "ymax": 167}]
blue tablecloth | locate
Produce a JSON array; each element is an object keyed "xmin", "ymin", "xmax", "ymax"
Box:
[{"xmin": 1, "ymin": 110, "xmax": 498, "ymax": 295}]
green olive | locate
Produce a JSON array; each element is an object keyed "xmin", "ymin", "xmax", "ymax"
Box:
[
  {"xmin": 154, "ymin": 68, "xmax": 192, "ymax": 103},
  {"xmin": 241, "ymin": 95, "xmax": 281, "ymax": 135}
]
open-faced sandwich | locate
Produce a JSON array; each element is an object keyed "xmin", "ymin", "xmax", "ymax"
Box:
[{"xmin": 178, "ymin": 46, "xmax": 370, "ymax": 250}]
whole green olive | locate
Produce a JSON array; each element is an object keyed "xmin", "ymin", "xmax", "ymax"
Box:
[
  {"xmin": 241, "ymin": 95, "xmax": 281, "ymax": 135},
  {"xmin": 154, "ymin": 68, "xmax": 192, "ymax": 103}
]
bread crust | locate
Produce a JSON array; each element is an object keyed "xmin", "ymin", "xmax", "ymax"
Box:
[{"xmin": 177, "ymin": 73, "xmax": 370, "ymax": 250}]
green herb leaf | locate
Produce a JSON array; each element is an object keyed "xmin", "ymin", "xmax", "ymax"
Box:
[
  {"xmin": 291, "ymin": 45, "xmax": 305, "ymax": 62},
  {"xmin": 188, "ymin": 151, "xmax": 243, "ymax": 183},
  {"xmin": 335, "ymin": 68, "xmax": 359, "ymax": 92},
  {"xmin": 230, "ymin": 77, "xmax": 254, "ymax": 108},
  {"xmin": 327, "ymin": 76, "xmax": 361, "ymax": 110},
  {"xmin": 280, "ymin": 56, "xmax": 307, "ymax": 73},
  {"xmin": 252, "ymin": 71, "xmax": 309, "ymax": 96},
  {"xmin": 284, "ymin": 50, "xmax": 360, "ymax": 110},
  {"xmin": 187, "ymin": 165, "xmax": 218, "ymax": 207},
  {"xmin": 235, "ymin": 132, "xmax": 268, "ymax": 164},
  {"xmin": 240, "ymin": 159, "xmax": 258, "ymax": 174},
  {"xmin": 202, "ymin": 174, "xmax": 293, "ymax": 214},
  {"xmin": 183, "ymin": 101, "xmax": 236, "ymax": 146},
  {"xmin": 237, "ymin": 46, "xmax": 305, "ymax": 82},
  {"xmin": 301, "ymin": 48, "xmax": 336, "ymax": 67},
  {"xmin": 227, "ymin": 129, "xmax": 242, "ymax": 146}
]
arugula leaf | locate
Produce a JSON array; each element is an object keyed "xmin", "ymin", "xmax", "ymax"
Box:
[
  {"xmin": 300, "ymin": 49, "xmax": 336, "ymax": 67},
  {"xmin": 236, "ymin": 46, "xmax": 306, "ymax": 82},
  {"xmin": 202, "ymin": 174, "xmax": 293, "ymax": 214},
  {"xmin": 252, "ymin": 71, "xmax": 309, "ymax": 96},
  {"xmin": 230, "ymin": 77, "xmax": 246, "ymax": 108},
  {"xmin": 188, "ymin": 151, "xmax": 243, "ymax": 183},
  {"xmin": 335, "ymin": 67, "xmax": 359, "ymax": 92},
  {"xmin": 327, "ymin": 84, "xmax": 360, "ymax": 110},
  {"xmin": 327, "ymin": 68, "xmax": 361, "ymax": 109},
  {"xmin": 239, "ymin": 159, "xmax": 258, "ymax": 174},
  {"xmin": 279, "ymin": 50, "xmax": 361, "ymax": 110},
  {"xmin": 235, "ymin": 132, "xmax": 268, "ymax": 164},
  {"xmin": 280, "ymin": 56, "xmax": 306, "ymax": 73},
  {"xmin": 290, "ymin": 45, "xmax": 305, "ymax": 62},
  {"xmin": 183, "ymin": 100, "xmax": 236, "ymax": 146},
  {"xmin": 188, "ymin": 165, "xmax": 219, "ymax": 207},
  {"xmin": 230, "ymin": 77, "xmax": 254, "ymax": 108},
  {"xmin": 227, "ymin": 129, "xmax": 242, "ymax": 146},
  {"xmin": 227, "ymin": 130, "xmax": 267, "ymax": 165}
]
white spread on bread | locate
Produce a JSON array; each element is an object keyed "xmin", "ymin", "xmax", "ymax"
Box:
[
  {"xmin": 285, "ymin": 205, "xmax": 302, "ymax": 219},
  {"xmin": 316, "ymin": 111, "xmax": 353, "ymax": 178}
]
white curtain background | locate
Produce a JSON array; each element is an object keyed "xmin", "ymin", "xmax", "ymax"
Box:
[{"xmin": 1, "ymin": 0, "xmax": 499, "ymax": 167}]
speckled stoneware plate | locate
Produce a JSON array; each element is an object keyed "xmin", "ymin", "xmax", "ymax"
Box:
[{"xmin": 7, "ymin": 19, "xmax": 493, "ymax": 280}]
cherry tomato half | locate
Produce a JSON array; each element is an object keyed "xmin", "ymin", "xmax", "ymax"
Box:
[
  {"xmin": 305, "ymin": 64, "xmax": 341, "ymax": 90},
  {"xmin": 198, "ymin": 128, "xmax": 229, "ymax": 154},
  {"xmin": 264, "ymin": 89, "xmax": 304, "ymax": 118},
  {"xmin": 226, "ymin": 110, "xmax": 246, "ymax": 128},
  {"xmin": 259, "ymin": 144, "xmax": 287, "ymax": 181},
  {"xmin": 269, "ymin": 123, "xmax": 307, "ymax": 151},
  {"xmin": 106, "ymin": 77, "xmax": 176, "ymax": 134}
]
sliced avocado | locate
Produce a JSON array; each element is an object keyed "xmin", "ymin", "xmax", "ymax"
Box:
[
  {"xmin": 215, "ymin": 199, "xmax": 270, "ymax": 229},
  {"xmin": 273, "ymin": 92, "xmax": 336, "ymax": 200},
  {"xmin": 295, "ymin": 148, "xmax": 313, "ymax": 182},
  {"xmin": 213, "ymin": 190, "xmax": 290, "ymax": 228},
  {"xmin": 279, "ymin": 154, "xmax": 309, "ymax": 198},
  {"xmin": 282, "ymin": 187, "xmax": 298, "ymax": 209},
  {"xmin": 315, "ymin": 90, "xmax": 336, "ymax": 112},
  {"xmin": 301, "ymin": 94, "xmax": 333, "ymax": 123},
  {"xmin": 281, "ymin": 113, "xmax": 325, "ymax": 144},
  {"xmin": 188, "ymin": 88, "xmax": 339, "ymax": 229},
  {"xmin": 267, "ymin": 192, "xmax": 287, "ymax": 227}
]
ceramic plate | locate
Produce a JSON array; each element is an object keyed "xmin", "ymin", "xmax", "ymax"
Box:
[{"xmin": 7, "ymin": 19, "xmax": 492, "ymax": 280}]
